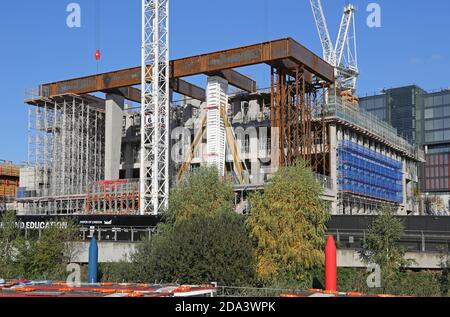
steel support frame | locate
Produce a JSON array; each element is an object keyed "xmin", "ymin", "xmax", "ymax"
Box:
[
  {"xmin": 140, "ymin": 0, "xmax": 170, "ymax": 215},
  {"xmin": 270, "ymin": 66, "xmax": 330, "ymax": 174}
]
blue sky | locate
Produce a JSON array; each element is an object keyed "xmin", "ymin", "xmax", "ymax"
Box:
[{"xmin": 0, "ymin": 0, "xmax": 449, "ymax": 163}]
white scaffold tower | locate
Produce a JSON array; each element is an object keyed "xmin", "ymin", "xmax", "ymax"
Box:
[
  {"xmin": 206, "ymin": 76, "xmax": 229, "ymax": 177},
  {"xmin": 140, "ymin": 0, "xmax": 170, "ymax": 215}
]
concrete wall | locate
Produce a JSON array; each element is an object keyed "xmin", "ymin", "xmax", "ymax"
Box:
[
  {"xmin": 71, "ymin": 242, "xmax": 444, "ymax": 270},
  {"xmin": 337, "ymin": 249, "xmax": 443, "ymax": 269},
  {"xmin": 72, "ymin": 242, "xmax": 136, "ymax": 263}
]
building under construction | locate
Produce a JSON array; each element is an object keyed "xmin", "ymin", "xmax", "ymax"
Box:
[
  {"xmin": 0, "ymin": 160, "xmax": 20, "ymax": 212},
  {"xmin": 16, "ymin": 35, "xmax": 424, "ymax": 216}
]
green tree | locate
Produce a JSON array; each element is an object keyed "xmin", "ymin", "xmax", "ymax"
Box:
[
  {"xmin": 360, "ymin": 205, "xmax": 411, "ymax": 269},
  {"xmin": 437, "ymin": 249, "xmax": 450, "ymax": 297},
  {"xmin": 360, "ymin": 205, "xmax": 414, "ymax": 294},
  {"xmin": 0, "ymin": 212, "xmax": 80, "ymax": 281},
  {"xmin": 25, "ymin": 220, "xmax": 80, "ymax": 280},
  {"xmin": 0, "ymin": 211, "xmax": 20, "ymax": 278},
  {"xmin": 247, "ymin": 159, "xmax": 330, "ymax": 288},
  {"xmin": 132, "ymin": 211, "xmax": 255, "ymax": 286},
  {"xmin": 165, "ymin": 167, "xmax": 234, "ymax": 225},
  {"xmin": 131, "ymin": 167, "xmax": 255, "ymax": 286}
]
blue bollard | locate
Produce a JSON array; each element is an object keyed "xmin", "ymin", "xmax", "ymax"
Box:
[{"xmin": 88, "ymin": 235, "xmax": 98, "ymax": 284}]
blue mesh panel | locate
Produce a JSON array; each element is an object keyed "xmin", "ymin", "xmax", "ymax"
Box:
[{"xmin": 338, "ymin": 141, "xmax": 403, "ymax": 203}]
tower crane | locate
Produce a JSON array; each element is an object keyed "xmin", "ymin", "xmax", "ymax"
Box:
[
  {"xmin": 140, "ymin": 0, "xmax": 170, "ymax": 215},
  {"xmin": 309, "ymin": 0, "xmax": 359, "ymax": 92}
]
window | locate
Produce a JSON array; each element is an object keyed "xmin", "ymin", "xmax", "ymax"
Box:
[
  {"xmin": 425, "ymin": 108, "xmax": 433, "ymax": 119},
  {"xmin": 435, "ymin": 119, "xmax": 444, "ymax": 130},
  {"xmin": 444, "ymin": 94, "xmax": 450, "ymax": 105},
  {"xmin": 435, "ymin": 131, "xmax": 444, "ymax": 142},
  {"xmin": 434, "ymin": 95, "xmax": 444, "ymax": 107},
  {"xmin": 444, "ymin": 130, "xmax": 450, "ymax": 141},
  {"xmin": 435, "ymin": 107, "xmax": 444, "ymax": 117}
]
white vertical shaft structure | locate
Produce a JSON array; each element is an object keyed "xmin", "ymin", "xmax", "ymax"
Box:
[
  {"xmin": 141, "ymin": 0, "xmax": 170, "ymax": 215},
  {"xmin": 206, "ymin": 76, "xmax": 228, "ymax": 177}
]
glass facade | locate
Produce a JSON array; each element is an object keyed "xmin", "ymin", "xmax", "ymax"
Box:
[
  {"xmin": 360, "ymin": 86, "xmax": 450, "ymax": 193},
  {"xmin": 359, "ymin": 95, "xmax": 387, "ymax": 122},
  {"xmin": 424, "ymin": 153, "xmax": 450, "ymax": 192},
  {"xmin": 360, "ymin": 85, "xmax": 426, "ymax": 145},
  {"xmin": 423, "ymin": 92, "xmax": 450, "ymax": 144}
]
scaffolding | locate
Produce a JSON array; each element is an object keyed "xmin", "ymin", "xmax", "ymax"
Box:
[
  {"xmin": 326, "ymin": 95, "xmax": 424, "ymax": 161},
  {"xmin": 86, "ymin": 180, "xmax": 140, "ymax": 215},
  {"xmin": 22, "ymin": 94, "xmax": 105, "ymax": 215},
  {"xmin": 338, "ymin": 140, "xmax": 403, "ymax": 203},
  {"xmin": 0, "ymin": 160, "xmax": 20, "ymax": 205}
]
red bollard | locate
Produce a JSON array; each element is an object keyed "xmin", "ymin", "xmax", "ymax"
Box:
[{"xmin": 325, "ymin": 235, "xmax": 337, "ymax": 292}]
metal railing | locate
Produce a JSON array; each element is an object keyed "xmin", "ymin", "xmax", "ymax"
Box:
[
  {"xmin": 325, "ymin": 98, "xmax": 424, "ymax": 160},
  {"xmin": 314, "ymin": 173, "xmax": 334, "ymax": 191},
  {"xmin": 327, "ymin": 228, "xmax": 450, "ymax": 253}
]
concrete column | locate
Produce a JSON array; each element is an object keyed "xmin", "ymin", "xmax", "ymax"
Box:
[
  {"xmin": 124, "ymin": 144, "xmax": 134, "ymax": 179},
  {"xmin": 105, "ymin": 93, "xmax": 124, "ymax": 181},
  {"xmin": 329, "ymin": 124, "xmax": 339, "ymax": 215}
]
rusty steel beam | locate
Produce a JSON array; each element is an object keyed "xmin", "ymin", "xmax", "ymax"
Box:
[
  {"xmin": 103, "ymin": 81, "xmax": 206, "ymax": 104},
  {"xmin": 40, "ymin": 38, "xmax": 332, "ymax": 102},
  {"xmin": 169, "ymin": 78, "xmax": 206, "ymax": 101},
  {"xmin": 41, "ymin": 69, "xmax": 248, "ymax": 102},
  {"xmin": 102, "ymin": 87, "xmax": 142, "ymax": 103},
  {"xmin": 173, "ymin": 37, "xmax": 334, "ymax": 83},
  {"xmin": 207, "ymin": 69, "xmax": 256, "ymax": 92},
  {"xmin": 42, "ymin": 70, "xmax": 206, "ymax": 103}
]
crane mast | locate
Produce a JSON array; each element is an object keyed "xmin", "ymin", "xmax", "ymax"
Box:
[
  {"xmin": 140, "ymin": 0, "xmax": 170, "ymax": 215},
  {"xmin": 309, "ymin": 0, "xmax": 335, "ymax": 65}
]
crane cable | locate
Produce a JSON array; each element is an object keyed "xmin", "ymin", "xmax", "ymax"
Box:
[{"xmin": 94, "ymin": 0, "xmax": 101, "ymax": 73}]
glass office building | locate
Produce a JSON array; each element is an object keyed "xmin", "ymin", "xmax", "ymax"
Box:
[
  {"xmin": 360, "ymin": 86, "xmax": 450, "ymax": 213},
  {"xmin": 359, "ymin": 85, "xmax": 426, "ymax": 145}
]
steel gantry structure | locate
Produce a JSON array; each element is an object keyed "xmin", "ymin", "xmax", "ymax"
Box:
[{"xmin": 30, "ymin": 37, "xmax": 334, "ymax": 215}]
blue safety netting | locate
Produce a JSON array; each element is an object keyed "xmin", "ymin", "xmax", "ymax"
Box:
[{"xmin": 338, "ymin": 140, "xmax": 403, "ymax": 203}]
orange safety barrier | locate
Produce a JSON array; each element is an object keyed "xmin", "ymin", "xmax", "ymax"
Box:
[
  {"xmin": 15, "ymin": 287, "xmax": 36, "ymax": 293},
  {"xmin": 307, "ymin": 288, "xmax": 324, "ymax": 293},
  {"xmin": 173, "ymin": 285, "xmax": 193, "ymax": 293},
  {"xmin": 346, "ymin": 292, "xmax": 364, "ymax": 297},
  {"xmin": 322, "ymin": 290, "xmax": 338, "ymax": 295},
  {"xmin": 280, "ymin": 293, "xmax": 305, "ymax": 298}
]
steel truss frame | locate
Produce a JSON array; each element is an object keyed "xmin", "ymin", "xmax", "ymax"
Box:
[
  {"xmin": 270, "ymin": 67, "xmax": 330, "ymax": 175},
  {"xmin": 140, "ymin": 0, "xmax": 170, "ymax": 215}
]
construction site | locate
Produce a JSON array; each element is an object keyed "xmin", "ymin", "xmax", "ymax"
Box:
[
  {"xmin": 0, "ymin": 160, "xmax": 21, "ymax": 212},
  {"xmin": 15, "ymin": 0, "xmax": 425, "ymax": 217}
]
